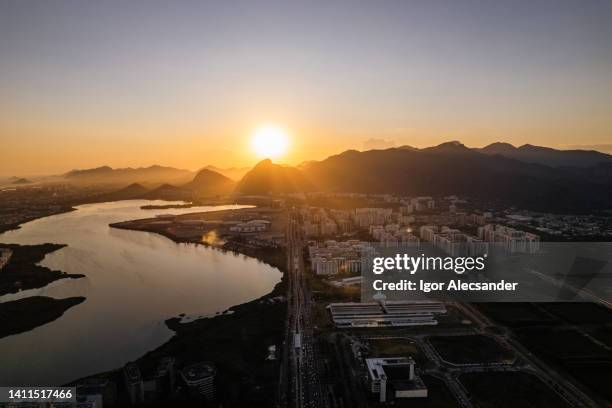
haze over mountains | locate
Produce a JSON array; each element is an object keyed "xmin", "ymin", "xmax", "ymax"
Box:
[
  {"xmin": 202, "ymin": 165, "xmax": 250, "ymax": 181},
  {"xmin": 64, "ymin": 165, "xmax": 195, "ymax": 186},
  {"xmin": 90, "ymin": 168, "xmax": 236, "ymax": 202},
  {"xmin": 62, "ymin": 164, "xmax": 249, "ymax": 186},
  {"xmin": 235, "ymin": 159, "xmax": 314, "ymax": 195},
  {"xmin": 8, "ymin": 142, "xmax": 612, "ymax": 212}
]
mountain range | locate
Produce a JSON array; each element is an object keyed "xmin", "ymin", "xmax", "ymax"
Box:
[
  {"xmin": 477, "ymin": 142, "xmax": 612, "ymax": 167},
  {"xmin": 234, "ymin": 159, "xmax": 314, "ymax": 195},
  {"xmin": 236, "ymin": 142, "xmax": 612, "ymax": 211},
  {"xmin": 56, "ymin": 142, "xmax": 612, "ymax": 212},
  {"xmin": 89, "ymin": 168, "xmax": 236, "ymax": 202},
  {"xmin": 64, "ymin": 165, "xmax": 195, "ymax": 186}
]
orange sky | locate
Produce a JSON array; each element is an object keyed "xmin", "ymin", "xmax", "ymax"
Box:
[
  {"xmin": 2, "ymin": 116, "xmax": 612, "ymax": 176},
  {"xmin": 2, "ymin": 1, "xmax": 612, "ymax": 176}
]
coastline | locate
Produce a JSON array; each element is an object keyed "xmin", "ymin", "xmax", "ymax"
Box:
[
  {"xmin": 0, "ymin": 206, "xmax": 76, "ymax": 234},
  {"xmin": 0, "ymin": 243, "xmax": 85, "ymax": 296},
  {"xmin": 0, "ymin": 207, "xmax": 89, "ymax": 348},
  {"xmin": 0, "ymin": 242, "xmax": 87, "ymax": 341},
  {"xmin": 0, "ymin": 201, "xmax": 288, "ymax": 406},
  {"xmin": 72, "ymin": 210, "xmax": 288, "ymax": 406},
  {"xmin": 0, "ymin": 296, "xmax": 86, "ymax": 339}
]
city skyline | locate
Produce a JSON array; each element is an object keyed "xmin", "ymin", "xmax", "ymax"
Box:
[{"xmin": 2, "ymin": 2, "xmax": 612, "ymax": 407}]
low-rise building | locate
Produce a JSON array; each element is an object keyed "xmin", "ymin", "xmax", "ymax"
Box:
[
  {"xmin": 366, "ymin": 357, "xmax": 427, "ymax": 403},
  {"xmin": 229, "ymin": 219, "xmax": 271, "ymax": 233},
  {"xmin": 327, "ymin": 300, "xmax": 446, "ymax": 328}
]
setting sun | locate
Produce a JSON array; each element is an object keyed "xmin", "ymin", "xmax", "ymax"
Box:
[{"xmin": 250, "ymin": 125, "xmax": 290, "ymax": 159}]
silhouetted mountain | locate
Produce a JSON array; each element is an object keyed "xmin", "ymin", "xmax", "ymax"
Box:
[
  {"xmin": 64, "ymin": 165, "xmax": 194, "ymax": 186},
  {"xmin": 94, "ymin": 183, "xmax": 149, "ymax": 201},
  {"xmin": 142, "ymin": 183, "xmax": 191, "ymax": 200},
  {"xmin": 478, "ymin": 142, "xmax": 518, "ymax": 155},
  {"xmin": 183, "ymin": 168, "xmax": 235, "ymax": 197},
  {"xmin": 423, "ymin": 141, "xmax": 476, "ymax": 155},
  {"xmin": 122, "ymin": 182, "xmax": 148, "ymax": 195},
  {"xmin": 396, "ymin": 145, "xmax": 419, "ymax": 151},
  {"xmin": 235, "ymin": 159, "xmax": 314, "ymax": 195},
  {"xmin": 11, "ymin": 178, "xmax": 32, "ymax": 185},
  {"xmin": 203, "ymin": 165, "xmax": 251, "ymax": 181},
  {"xmin": 478, "ymin": 143, "xmax": 612, "ymax": 167},
  {"xmin": 300, "ymin": 145, "xmax": 612, "ymax": 212},
  {"xmin": 64, "ymin": 166, "xmax": 113, "ymax": 178}
]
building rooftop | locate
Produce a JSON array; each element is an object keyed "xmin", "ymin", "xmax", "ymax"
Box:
[
  {"xmin": 180, "ymin": 361, "xmax": 216, "ymax": 382},
  {"xmin": 124, "ymin": 363, "xmax": 141, "ymax": 382}
]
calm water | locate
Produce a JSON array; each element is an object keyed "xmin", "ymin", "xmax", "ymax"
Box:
[{"xmin": 0, "ymin": 200, "xmax": 282, "ymax": 385}]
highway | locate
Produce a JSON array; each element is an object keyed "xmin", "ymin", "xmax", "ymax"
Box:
[{"xmin": 280, "ymin": 210, "xmax": 324, "ymax": 408}]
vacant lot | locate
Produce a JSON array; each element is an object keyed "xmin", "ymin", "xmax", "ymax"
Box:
[
  {"xmin": 517, "ymin": 328, "xmax": 611, "ymax": 360},
  {"xmin": 367, "ymin": 337, "xmax": 427, "ymax": 365},
  {"xmin": 474, "ymin": 302, "xmax": 556, "ymax": 327},
  {"xmin": 538, "ymin": 302, "xmax": 612, "ymax": 325},
  {"xmin": 429, "ymin": 335, "xmax": 515, "ymax": 365},
  {"xmin": 459, "ymin": 371, "xmax": 571, "ymax": 408}
]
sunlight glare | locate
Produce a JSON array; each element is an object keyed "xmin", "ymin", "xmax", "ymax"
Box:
[{"xmin": 250, "ymin": 125, "xmax": 290, "ymax": 159}]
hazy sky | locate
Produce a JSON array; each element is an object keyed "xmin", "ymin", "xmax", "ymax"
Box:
[{"xmin": 1, "ymin": 0, "xmax": 611, "ymax": 175}]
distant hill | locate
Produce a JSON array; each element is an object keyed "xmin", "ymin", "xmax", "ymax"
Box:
[
  {"xmin": 84, "ymin": 168, "xmax": 236, "ymax": 202},
  {"xmin": 183, "ymin": 168, "xmax": 235, "ymax": 197},
  {"xmin": 422, "ymin": 140, "xmax": 477, "ymax": 155},
  {"xmin": 93, "ymin": 183, "xmax": 149, "ymax": 202},
  {"xmin": 477, "ymin": 143, "xmax": 612, "ymax": 167},
  {"xmin": 141, "ymin": 183, "xmax": 192, "ymax": 201},
  {"xmin": 203, "ymin": 165, "xmax": 251, "ymax": 181},
  {"xmin": 64, "ymin": 165, "xmax": 194, "ymax": 186},
  {"xmin": 235, "ymin": 159, "xmax": 314, "ymax": 195},
  {"xmin": 65, "ymin": 166, "xmax": 113, "ymax": 178},
  {"xmin": 299, "ymin": 142, "xmax": 612, "ymax": 212},
  {"xmin": 11, "ymin": 178, "xmax": 32, "ymax": 185}
]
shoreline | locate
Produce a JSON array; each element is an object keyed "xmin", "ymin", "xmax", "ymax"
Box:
[
  {"xmin": 0, "ymin": 206, "xmax": 76, "ymax": 234},
  {"xmin": 0, "ymin": 243, "xmax": 85, "ymax": 297},
  {"xmin": 0, "ymin": 242, "xmax": 87, "ymax": 341},
  {"xmin": 1, "ymin": 201, "xmax": 288, "ymax": 406},
  {"xmin": 72, "ymin": 211, "xmax": 288, "ymax": 406},
  {"xmin": 0, "ymin": 296, "xmax": 86, "ymax": 339}
]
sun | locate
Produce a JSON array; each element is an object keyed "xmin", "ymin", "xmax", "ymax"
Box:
[{"xmin": 250, "ymin": 125, "xmax": 289, "ymax": 159}]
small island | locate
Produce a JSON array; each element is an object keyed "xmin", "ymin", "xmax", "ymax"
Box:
[
  {"xmin": 0, "ymin": 243, "xmax": 85, "ymax": 296},
  {"xmin": 0, "ymin": 296, "xmax": 86, "ymax": 339}
]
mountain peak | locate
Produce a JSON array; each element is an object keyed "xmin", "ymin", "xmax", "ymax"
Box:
[
  {"xmin": 183, "ymin": 167, "xmax": 234, "ymax": 197},
  {"xmin": 125, "ymin": 182, "xmax": 145, "ymax": 189},
  {"xmin": 235, "ymin": 160, "xmax": 313, "ymax": 195},
  {"xmin": 424, "ymin": 141, "xmax": 473, "ymax": 154},
  {"xmin": 254, "ymin": 158, "xmax": 274, "ymax": 167},
  {"xmin": 397, "ymin": 145, "xmax": 419, "ymax": 151},
  {"xmin": 437, "ymin": 141, "xmax": 467, "ymax": 148},
  {"xmin": 479, "ymin": 142, "xmax": 612, "ymax": 167},
  {"xmin": 481, "ymin": 142, "xmax": 517, "ymax": 153},
  {"xmin": 191, "ymin": 167, "xmax": 232, "ymax": 183}
]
